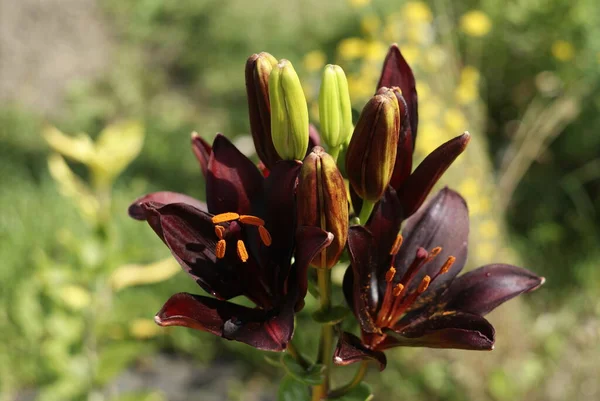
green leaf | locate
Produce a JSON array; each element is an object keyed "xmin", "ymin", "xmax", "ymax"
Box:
[
  {"xmin": 278, "ymin": 375, "xmax": 311, "ymax": 401},
  {"xmin": 282, "ymin": 354, "xmax": 324, "ymax": 385},
  {"xmin": 312, "ymin": 305, "xmax": 350, "ymax": 325},
  {"xmin": 337, "ymin": 383, "xmax": 374, "ymax": 401}
]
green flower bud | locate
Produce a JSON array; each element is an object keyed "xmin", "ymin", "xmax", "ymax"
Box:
[
  {"xmin": 269, "ymin": 59, "xmax": 309, "ymax": 161},
  {"xmin": 297, "ymin": 146, "xmax": 348, "ymax": 269},
  {"xmin": 318, "ymin": 64, "xmax": 353, "ymax": 150},
  {"xmin": 345, "ymin": 87, "xmax": 400, "ymax": 202}
]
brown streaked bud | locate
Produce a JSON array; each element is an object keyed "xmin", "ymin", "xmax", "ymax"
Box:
[
  {"xmin": 297, "ymin": 146, "xmax": 349, "ymax": 268},
  {"xmin": 345, "ymin": 87, "xmax": 400, "ymax": 202},
  {"xmin": 245, "ymin": 52, "xmax": 280, "ymax": 169}
]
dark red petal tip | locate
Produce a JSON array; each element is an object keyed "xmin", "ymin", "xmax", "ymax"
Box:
[
  {"xmin": 442, "ymin": 264, "xmax": 545, "ymax": 316},
  {"xmin": 191, "ymin": 132, "xmax": 212, "ymax": 178},
  {"xmin": 333, "ymin": 331, "xmax": 387, "ymax": 371},
  {"xmin": 128, "ymin": 191, "xmax": 207, "ymax": 220},
  {"xmin": 384, "ymin": 312, "xmax": 495, "ymax": 350},
  {"xmin": 157, "ymin": 292, "xmax": 295, "ymax": 352}
]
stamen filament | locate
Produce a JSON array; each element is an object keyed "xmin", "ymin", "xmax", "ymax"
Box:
[
  {"xmin": 236, "ymin": 240, "xmax": 249, "ymax": 262},
  {"xmin": 239, "ymin": 215, "xmax": 265, "ymax": 226},
  {"xmin": 216, "ymin": 239, "xmax": 226, "ymax": 259},
  {"xmin": 258, "ymin": 225, "xmax": 272, "ymax": 246},
  {"xmin": 212, "ymin": 212, "xmax": 240, "ymax": 224}
]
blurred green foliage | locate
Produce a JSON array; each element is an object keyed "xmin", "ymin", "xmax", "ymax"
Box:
[{"xmin": 1, "ymin": 0, "xmax": 599, "ymax": 400}]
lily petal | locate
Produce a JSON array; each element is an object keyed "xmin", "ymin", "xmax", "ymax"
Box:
[
  {"xmin": 395, "ymin": 188, "xmax": 469, "ymax": 297},
  {"xmin": 377, "ymin": 44, "xmax": 418, "ymax": 146},
  {"xmin": 347, "ymin": 226, "xmax": 381, "ymax": 333},
  {"xmin": 206, "ymin": 134, "xmax": 264, "ymax": 215},
  {"xmin": 156, "ymin": 292, "xmax": 294, "ymax": 352},
  {"xmin": 383, "ymin": 311, "xmax": 495, "ymax": 350},
  {"xmin": 397, "ymin": 133, "xmax": 470, "ymax": 217},
  {"xmin": 308, "ymin": 124, "xmax": 321, "ymax": 152},
  {"xmin": 333, "ymin": 331, "xmax": 387, "ymax": 371},
  {"xmin": 293, "ymin": 226, "xmax": 334, "ymax": 310},
  {"xmin": 191, "ymin": 133, "xmax": 212, "ymax": 178},
  {"xmin": 128, "ymin": 192, "xmax": 207, "ymax": 220},
  {"xmin": 366, "ymin": 186, "xmax": 403, "ymax": 267},
  {"xmin": 441, "ymin": 264, "xmax": 545, "ymax": 316},
  {"xmin": 141, "ymin": 202, "xmax": 252, "ymax": 301}
]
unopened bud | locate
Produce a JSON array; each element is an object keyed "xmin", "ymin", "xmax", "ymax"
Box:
[
  {"xmin": 297, "ymin": 147, "xmax": 348, "ymax": 268},
  {"xmin": 269, "ymin": 59, "xmax": 309, "ymax": 161},
  {"xmin": 345, "ymin": 87, "xmax": 400, "ymax": 202},
  {"xmin": 245, "ymin": 52, "xmax": 280, "ymax": 168},
  {"xmin": 319, "ymin": 64, "xmax": 353, "ymax": 150}
]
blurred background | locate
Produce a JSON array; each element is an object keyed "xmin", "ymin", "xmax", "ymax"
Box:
[{"xmin": 1, "ymin": 0, "xmax": 599, "ymax": 400}]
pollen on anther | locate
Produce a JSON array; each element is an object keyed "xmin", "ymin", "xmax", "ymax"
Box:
[
  {"xmin": 239, "ymin": 215, "xmax": 265, "ymax": 226},
  {"xmin": 258, "ymin": 225, "xmax": 272, "ymax": 246},
  {"xmin": 216, "ymin": 239, "xmax": 226, "ymax": 259},
  {"xmin": 212, "ymin": 212, "xmax": 240, "ymax": 224},
  {"xmin": 385, "ymin": 267, "xmax": 396, "ymax": 282},
  {"xmin": 390, "ymin": 234, "xmax": 404, "ymax": 255},
  {"xmin": 214, "ymin": 225, "xmax": 225, "ymax": 239},
  {"xmin": 392, "ymin": 283, "xmax": 404, "ymax": 297},
  {"xmin": 439, "ymin": 256, "xmax": 456, "ymax": 274},
  {"xmin": 237, "ymin": 240, "xmax": 249, "ymax": 262},
  {"xmin": 418, "ymin": 275, "xmax": 431, "ymax": 293}
]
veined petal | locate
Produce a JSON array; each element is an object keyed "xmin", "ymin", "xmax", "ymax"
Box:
[
  {"xmin": 293, "ymin": 226, "xmax": 334, "ymax": 310},
  {"xmin": 441, "ymin": 264, "xmax": 545, "ymax": 316},
  {"xmin": 377, "ymin": 44, "xmax": 418, "ymax": 146},
  {"xmin": 395, "ymin": 188, "xmax": 469, "ymax": 296},
  {"xmin": 141, "ymin": 202, "xmax": 247, "ymax": 301},
  {"xmin": 156, "ymin": 292, "xmax": 294, "ymax": 352},
  {"xmin": 397, "ymin": 133, "xmax": 470, "ymax": 217},
  {"xmin": 128, "ymin": 192, "xmax": 207, "ymax": 220},
  {"xmin": 383, "ymin": 312, "xmax": 495, "ymax": 350},
  {"xmin": 191, "ymin": 133, "xmax": 212, "ymax": 178},
  {"xmin": 263, "ymin": 160, "xmax": 303, "ymax": 274},
  {"xmin": 347, "ymin": 226, "xmax": 380, "ymax": 333},
  {"xmin": 366, "ymin": 186, "xmax": 403, "ymax": 268},
  {"xmin": 206, "ymin": 134, "xmax": 264, "ymax": 215},
  {"xmin": 333, "ymin": 331, "xmax": 387, "ymax": 371}
]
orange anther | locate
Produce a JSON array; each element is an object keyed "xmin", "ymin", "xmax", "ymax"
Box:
[
  {"xmin": 430, "ymin": 247, "xmax": 442, "ymax": 257},
  {"xmin": 385, "ymin": 267, "xmax": 396, "ymax": 282},
  {"xmin": 418, "ymin": 275, "xmax": 431, "ymax": 293},
  {"xmin": 390, "ymin": 234, "xmax": 404, "ymax": 255},
  {"xmin": 211, "ymin": 212, "xmax": 240, "ymax": 224},
  {"xmin": 216, "ymin": 239, "xmax": 226, "ymax": 259},
  {"xmin": 258, "ymin": 225, "xmax": 272, "ymax": 246},
  {"xmin": 214, "ymin": 225, "xmax": 225, "ymax": 239},
  {"xmin": 236, "ymin": 240, "xmax": 249, "ymax": 262},
  {"xmin": 239, "ymin": 215, "xmax": 265, "ymax": 226},
  {"xmin": 439, "ymin": 256, "xmax": 456, "ymax": 274},
  {"xmin": 392, "ymin": 283, "xmax": 404, "ymax": 297}
]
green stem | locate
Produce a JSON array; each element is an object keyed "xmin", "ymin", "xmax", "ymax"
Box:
[
  {"xmin": 287, "ymin": 341, "xmax": 310, "ymax": 370},
  {"xmin": 312, "ymin": 268, "xmax": 333, "ymax": 401},
  {"xmin": 327, "ymin": 361, "xmax": 369, "ymax": 399},
  {"xmin": 329, "ymin": 145, "xmax": 341, "ymax": 162},
  {"xmin": 358, "ymin": 200, "xmax": 375, "ymax": 225}
]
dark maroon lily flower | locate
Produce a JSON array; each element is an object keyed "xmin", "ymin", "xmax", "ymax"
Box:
[
  {"xmin": 334, "ymin": 188, "xmax": 544, "ymax": 370},
  {"xmin": 129, "ymin": 134, "xmax": 332, "ymax": 351}
]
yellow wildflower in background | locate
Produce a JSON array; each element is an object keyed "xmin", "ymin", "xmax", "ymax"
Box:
[
  {"xmin": 402, "ymin": 2, "xmax": 433, "ymax": 23},
  {"xmin": 59, "ymin": 285, "xmax": 92, "ymax": 310},
  {"xmin": 338, "ymin": 38, "xmax": 366, "ymax": 60},
  {"xmin": 364, "ymin": 40, "xmax": 388, "ymax": 61},
  {"xmin": 361, "ymin": 14, "xmax": 381, "ymax": 36},
  {"xmin": 348, "ymin": 0, "xmax": 371, "ymax": 7},
  {"xmin": 460, "ymin": 10, "xmax": 492, "ymax": 37},
  {"xmin": 130, "ymin": 319, "xmax": 161, "ymax": 339},
  {"xmin": 551, "ymin": 40, "xmax": 575, "ymax": 61},
  {"xmin": 303, "ymin": 50, "xmax": 326, "ymax": 72},
  {"xmin": 444, "ymin": 109, "xmax": 468, "ymax": 133}
]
